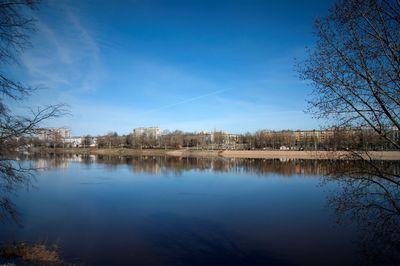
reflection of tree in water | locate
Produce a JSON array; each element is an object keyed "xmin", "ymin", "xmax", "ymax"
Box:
[
  {"xmin": 121, "ymin": 156, "xmax": 400, "ymax": 178},
  {"xmin": 36, "ymin": 154, "xmax": 400, "ymax": 263},
  {"xmin": 96, "ymin": 155, "xmax": 400, "ymax": 179},
  {"xmin": 0, "ymin": 159, "xmax": 34, "ymax": 224},
  {"xmin": 326, "ymin": 160, "xmax": 400, "ymax": 265},
  {"xmin": 1, "ymin": 153, "xmax": 86, "ymax": 224},
  {"xmin": 27, "ymin": 153, "xmax": 400, "ymax": 177},
  {"xmin": 5, "ymin": 154, "xmax": 400, "ymax": 264}
]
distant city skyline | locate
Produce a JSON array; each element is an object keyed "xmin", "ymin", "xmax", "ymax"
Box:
[{"xmin": 8, "ymin": 0, "xmax": 335, "ymax": 136}]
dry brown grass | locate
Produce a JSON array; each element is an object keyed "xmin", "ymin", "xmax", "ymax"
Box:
[{"xmin": 0, "ymin": 242, "xmax": 61, "ymax": 264}]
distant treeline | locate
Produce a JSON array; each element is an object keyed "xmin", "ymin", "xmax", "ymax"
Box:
[{"xmin": 23, "ymin": 127, "xmax": 400, "ymax": 151}]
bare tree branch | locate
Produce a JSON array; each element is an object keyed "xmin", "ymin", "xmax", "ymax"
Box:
[{"xmin": 0, "ymin": 0, "xmax": 68, "ymax": 224}]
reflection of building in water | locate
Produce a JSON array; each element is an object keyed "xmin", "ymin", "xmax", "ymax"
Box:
[
  {"xmin": 32, "ymin": 154, "xmax": 100, "ymax": 169},
  {"xmin": 66, "ymin": 154, "xmax": 96, "ymax": 163},
  {"xmin": 35, "ymin": 158, "xmax": 69, "ymax": 169},
  {"xmin": 131, "ymin": 156, "xmax": 161, "ymax": 174},
  {"xmin": 29, "ymin": 154, "xmax": 400, "ymax": 178},
  {"xmin": 91, "ymin": 156, "xmax": 399, "ymax": 177}
]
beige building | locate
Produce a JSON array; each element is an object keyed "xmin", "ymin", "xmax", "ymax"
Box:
[
  {"xmin": 293, "ymin": 130, "xmax": 335, "ymax": 144},
  {"xmin": 36, "ymin": 127, "xmax": 71, "ymax": 141},
  {"xmin": 133, "ymin": 127, "xmax": 162, "ymax": 139},
  {"xmin": 211, "ymin": 131, "xmax": 238, "ymax": 145}
]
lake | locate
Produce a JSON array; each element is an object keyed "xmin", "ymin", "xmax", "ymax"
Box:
[{"xmin": 1, "ymin": 155, "xmax": 399, "ymax": 265}]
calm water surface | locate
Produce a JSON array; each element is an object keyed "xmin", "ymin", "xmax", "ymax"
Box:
[{"xmin": 1, "ymin": 155, "xmax": 399, "ymax": 265}]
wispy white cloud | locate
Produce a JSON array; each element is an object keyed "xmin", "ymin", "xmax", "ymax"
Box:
[
  {"xmin": 9, "ymin": 2, "xmax": 320, "ymax": 136},
  {"xmin": 65, "ymin": 9, "xmax": 105, "ymax": 92},
  {"xmin": 19, "ymin": 4, "xmax": 104, "ymax": 95}
]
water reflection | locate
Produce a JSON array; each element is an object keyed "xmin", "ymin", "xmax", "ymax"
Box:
[
  {"xmin": 2, "ymin": 154, "xmax": 400, "ymax": 265},
  {"xmin": 326, "ymin": 160, "xmax": 400, "ymax": 265},
  {"xmin": 20, "ymin": 153, "xmax": 400, "ymax": 177},
  {"xmin": 0, "ymin": 159, "xmax": 34, "ymax": 224}
]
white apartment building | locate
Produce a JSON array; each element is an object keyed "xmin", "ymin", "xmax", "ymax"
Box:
[
  {"xmin": 133, "ymin": 127, "xmax": 162, "ymax": 139},
  {"xmin": 36, "ymin": 127, "xmax": 71, "ymax": 141},
  {"xmin": 64, "ymin": 136, "xmax": 98, "ymax": 148},
  {"xmin": 64, "ymin": 136, "xmax": 83, "ymax": 147}
]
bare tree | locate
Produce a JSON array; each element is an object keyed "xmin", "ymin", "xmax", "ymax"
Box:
[
  {"xmin": 0, "ymin": 0, "xmax": 66, "ymax": 147},
  {"xmin": 298, "ymin": 0, "xmax": 400, "ymax": 150},
  {"xmin": 82, "ymin": 135, "xmax": 92, "ymax": 148},
  {"xmin": 0, "ymin": 0, "xmax": 66, "ymax": 223},
  {"xmin": 298, "ymin": 0, "xmax": 400, "ymax": 261}
]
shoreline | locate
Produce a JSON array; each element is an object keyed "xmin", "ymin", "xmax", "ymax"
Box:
[{"xmin": 30, "ymin": 148, "xmax": 400, "ymax": 160}]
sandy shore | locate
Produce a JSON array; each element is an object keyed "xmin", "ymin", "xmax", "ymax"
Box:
[
  {"xmin": 219, "ymin": 150, "xmax": 400, "ymax": 160},
  {"xmin": 31, "ymin": 148, "xmax": 400, "ymax": 160}
]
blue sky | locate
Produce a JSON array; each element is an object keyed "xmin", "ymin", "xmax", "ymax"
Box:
[{"xmin": 9, "ymin": 0, "xmax": 335, "ymax": 136}]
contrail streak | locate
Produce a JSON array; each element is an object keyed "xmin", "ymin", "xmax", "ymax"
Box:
[{"xmin": 147, "ymin": 88, "xmax": 232, "ymax": 113}]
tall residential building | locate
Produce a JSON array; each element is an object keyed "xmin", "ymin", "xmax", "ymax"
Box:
[
  {"xmin": 133, "ymin": 127, "xmax": 162, "ymax": 139},
  {"xmin": 36, "ymin": 127, "xmax": 71, "ymax": 141}
]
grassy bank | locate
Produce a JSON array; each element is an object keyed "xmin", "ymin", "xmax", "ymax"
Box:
[{"xmin": 30, "ymin": 148, "xmax": 400, "ymax": 160}]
